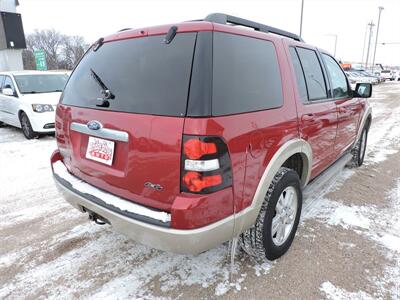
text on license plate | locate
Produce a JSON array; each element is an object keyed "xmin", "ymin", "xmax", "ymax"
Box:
[{"xmin": 85, "ymin": 136, "xmax": 115, "ymax": 166}]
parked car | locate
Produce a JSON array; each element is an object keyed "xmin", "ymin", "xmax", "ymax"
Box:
[
  {"xmin": 345, "ymin": 72, "xmax": 359, "ymax": 89},
  {"xmin": 345, "ymin": 71, "xmax": 375, "ymax": 89},
  {"xmin": 51, "ymin": 13, "xmax": 372, "ymax": 260},
  {"xmin": 374, "ymin": 71, "xmax": 386, "ymax": 82},
  {"xmin": 0, "ymin": 70, "xmax": 69, "ymax": 139},
  {"xmin": 380, "ymin": 70, "xmax": 395, "ymax": 81},
  {"xmin": 395, "ymin": 71, "xmax": 400, "ymax": 81},
  {"xmin": 358, "ymin": 71, "xmax": 380, "ymax": 84}
]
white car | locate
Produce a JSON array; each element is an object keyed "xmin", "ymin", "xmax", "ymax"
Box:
[
  {"xmin": 0, "ymin": 71, "xmax": 69, "ymax": 139},
  {"xmin": 345, "ymin": 71, "xmax": 373, "ymax": 90},
  {"xmin": 380, "ymin": 70, "xmax": 395, "ymax": 81}
]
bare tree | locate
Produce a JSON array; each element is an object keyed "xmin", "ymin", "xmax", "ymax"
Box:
[
  {"xmin": 22, "ymin": 29, "xmax": 88, "ymax": 70},
  {"xmin": 26, "ymin": 29, "xmax": 65, "ymax": 69},
  {"xmin": 22, "ymin": 49, "xmax": 35, "ymax": 70},
  {"xmin": 60, "ymin": 36, "xmax": 88, "ymax": 70}
]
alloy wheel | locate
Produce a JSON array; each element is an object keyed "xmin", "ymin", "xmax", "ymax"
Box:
[{"xmin": 271, "ymin": 186, "xmax": 298, "ymax": 246}]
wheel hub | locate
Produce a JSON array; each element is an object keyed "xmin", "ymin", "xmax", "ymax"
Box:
[{"xmin": 271, "ymin": 186, "xmax": 298, "ymax": 246}]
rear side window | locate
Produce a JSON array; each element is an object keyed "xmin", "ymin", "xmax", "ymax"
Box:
[
  {"xmin": 289, "ymin": 47, "xmax": 308, "ymax": 102},
  {"xmin": 61, "ymin": 33, "xmax": 197, "ymax": 116},
  {"xmin": 296, "ymin": 48, "xmax": 327, "ymax": 101},
  {"xmin": 212, "ymin": 32, "xmax": 283, "ymax": 116},
  {"xmin": 322, "ymin": 54, "xmax": 349, "ymax": 98}
]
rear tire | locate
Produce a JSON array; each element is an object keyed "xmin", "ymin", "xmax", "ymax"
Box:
[
  {"xmin": 20, "ymin": 112, "xmax": 39, "ymax": 140},
  {"xmin": 349, "ymin": 126, "xmax": 368, "ymax": 167},
  {"xmin": 240, "ymin": 167, "xmax": 302, "ymax": 260}
]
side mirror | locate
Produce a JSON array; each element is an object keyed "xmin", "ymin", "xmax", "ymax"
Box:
[
  {"xmin": 2, "ymin": 88, "xmax": 15, "ymax": 97},
  {"xmin": 353, "ymin": 83, "xmax": 372, "ymax": 98}
]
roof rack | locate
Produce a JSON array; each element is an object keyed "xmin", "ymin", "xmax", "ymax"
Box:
[
  {"xmin": 204, "ymin": 13, "xmax": 304, "ymax": 42},
  {"xmin": 118, "ymin": 28, "xmax": 132, "ymax": 32}
]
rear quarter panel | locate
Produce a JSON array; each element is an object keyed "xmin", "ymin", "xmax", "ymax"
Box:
[{"xmin": 183, "ymin": 35, "xmax": 299, "ymax": 213}]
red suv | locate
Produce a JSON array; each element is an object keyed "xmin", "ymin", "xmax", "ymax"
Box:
[{"xmin": 51, "ymin": 13, "xmax": 372, "ymax": 260}]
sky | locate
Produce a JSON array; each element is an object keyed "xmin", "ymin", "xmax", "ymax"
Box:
[{"xmin": 17, "ymin": 0, "xmax": 400, "ymax": 66}]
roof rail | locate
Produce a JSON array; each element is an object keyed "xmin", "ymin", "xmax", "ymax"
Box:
[
  {"xmin": 118, "ymin": 28, "xmax": 132, "ymax": 32},
  {"xmin": 204, "ymin": 13, "xmax": 304, "ymax": 42}
]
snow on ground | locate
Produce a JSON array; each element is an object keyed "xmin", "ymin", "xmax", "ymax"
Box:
[
  {"xmin": 320, "ymin": 281, "xmax": 376, "ymax": 300},
  {"xmin": 364, "ymin": 98, "xmax": 400, "ymax": 165},
  {"xmin": 312, "ymin": 179, "xmax": 400, "ymax": 299},
  {"xmin": 1, "ymin": 83, "xmax": 400, "ymax": 299}
]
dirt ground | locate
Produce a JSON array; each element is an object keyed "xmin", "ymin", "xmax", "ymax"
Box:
[{"xmin": 1, "ymin": 83, "xmax": 399, "ymax": 299}]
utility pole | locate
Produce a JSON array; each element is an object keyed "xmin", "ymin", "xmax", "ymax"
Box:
[
  {"xmin": 365, "ymin": 21, "xmax": 375, "ymax": 69},
  {"xmin": 299, "ymin": 0, "xmax": 304, "ymax": 37},
  {"xmin": 371, "ymin": 6, "xmax": 384, "ymax": 72},
  {"xmin": 332, "ymin": 34, "xmax": 337, "ymax": 57},
  {"xmin": 361, "ymin": 24, "xmax": 368, "ymax": 64},
  {"xmin": 325, "ymin": 34, "xmax": 338, "ymax": 57}
]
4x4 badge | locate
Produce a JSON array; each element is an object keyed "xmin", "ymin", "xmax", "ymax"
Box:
[
  {"xmin": 87, "ymin": 120, "xmax": 102, "ymax": 131},
  {"xmin": 144, "ymin": 182, "xmax": 163, "ymax": 191}
]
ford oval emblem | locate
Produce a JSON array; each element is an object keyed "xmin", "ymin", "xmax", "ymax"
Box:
[{"xmin": 87, "ymin": 120, "xmax": 102, "ymax": 131}]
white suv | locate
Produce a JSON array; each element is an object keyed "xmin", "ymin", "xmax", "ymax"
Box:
[{"xmin": 0, "ymin": 71, "xmax": 69, "ymax": 139}]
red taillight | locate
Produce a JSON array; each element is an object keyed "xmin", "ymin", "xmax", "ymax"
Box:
[
  {"xmin": 184, "ymin": 139, "xmax": 217, "ymax": 160},
  {"xmin": 183, "ymin": 172, "xmax": 222, "ymax": 192},
  {"xmin": 181, "ymin": 136, "xmax": 232, "ymax": 194}
]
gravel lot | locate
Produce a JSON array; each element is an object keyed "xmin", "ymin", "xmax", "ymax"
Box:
[{"xmin": 1, "ymin": 83, "xmax": 399, "ymax": 299}]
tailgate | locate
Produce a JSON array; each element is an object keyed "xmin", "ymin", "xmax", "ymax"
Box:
[{"xmin": 56, "ymin": 105, "xmax": 184, "ymax": 211}]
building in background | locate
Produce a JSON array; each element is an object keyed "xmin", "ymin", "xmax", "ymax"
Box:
[{"xmin": 0, "ymin": 0, "xmax": 26, "ymax": 71}]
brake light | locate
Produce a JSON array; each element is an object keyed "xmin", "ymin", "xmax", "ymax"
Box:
[
  {"xmin": 181, "ymin": 136, "xmax": 232, "ymax": 194},
  {"xmin": 183, "ymin": 172, "xmax": 222, "ymax": 192},
  {"xmin": 184, "ymin": 139, "xmax": 217, "ymax": 159}
]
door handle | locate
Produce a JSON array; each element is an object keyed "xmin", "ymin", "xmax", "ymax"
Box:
[{"xmin": 301, "ymin": 113, "xmax": 315, "ymax": 122}]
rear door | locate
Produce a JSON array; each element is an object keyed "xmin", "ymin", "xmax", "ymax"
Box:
[
  {"xmin": 288, "ymin": 46, "xmax": 338, "ymax": 179},
  {"xmin": 320, "ymin": 53, "xmax": 361, "ymax": 155},
  {"xmin": 57, "ymin": 32, "xmax": 197, "ymax": 211}
]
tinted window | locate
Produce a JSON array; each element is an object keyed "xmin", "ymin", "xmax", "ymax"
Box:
[
  {"xmin": 14, "ymin": 74, "xmax": 68, "ymax": 94},
  {"xmin": 289, "ymin": 47, "xmax": 308, "ymax": 102},
  {"xmin": 212, "ymin": 32, "xmax": 283, "ymax": 116},
  {"xmin": 3, "ymin": 76, "xmax": 15, "ymax": 92},
  {"xmin": 61, "ymin": 33, "xmax": 197, "ymax": 116},
  {"xmin": 322, "ymin": 54, "xmax": 349, "ymax": 98},
  {"xmin": 296, "ymin": 48, "xmax": 327, "ymax": 101}
]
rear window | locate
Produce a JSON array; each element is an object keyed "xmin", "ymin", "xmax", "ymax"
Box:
[
  {"xmin": 212, "ymin": 32, "xmax": 283, "ymax": 116},
  {"xmin": 61, "ymin": 33, "xmax": 197, "ymax": 116}
]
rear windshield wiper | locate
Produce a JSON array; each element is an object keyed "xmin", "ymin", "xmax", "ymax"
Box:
[{"xmin": 90, "ymin": 68, "xmax": 115, "ymax": 101}]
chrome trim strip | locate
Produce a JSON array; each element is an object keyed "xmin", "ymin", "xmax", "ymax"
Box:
[{"xmin": 70, "ymin": 122, "xmax": 129, "ymax": 142}]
